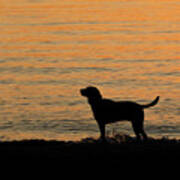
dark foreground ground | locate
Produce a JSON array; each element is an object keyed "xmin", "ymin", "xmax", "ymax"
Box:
[
  {"xmin": 1, "ymin": 135, "xmax": 179, "ymax": 176},
  {"xmin": 1, "ymin": 134, "xmax": 180, "ymax": 166}
]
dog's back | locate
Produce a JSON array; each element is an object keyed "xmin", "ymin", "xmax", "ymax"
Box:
[{"xmin": 91, "ymin": 98, "xmax": 142, "ymax": 123}]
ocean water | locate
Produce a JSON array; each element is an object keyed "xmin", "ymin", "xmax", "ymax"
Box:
[{"xmin": 0, "ymin": 0, "xmax": 179, "ymax": 141}]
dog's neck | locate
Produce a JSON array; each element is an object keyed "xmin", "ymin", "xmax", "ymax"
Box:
[{"xmin": 88, "ymin": 97, "xmax": 102, "ymax": 106}]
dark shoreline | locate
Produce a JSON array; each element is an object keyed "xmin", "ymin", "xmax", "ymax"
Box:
[{"xmin": 1, "ymin": 134, "xmax": 180, "ymax": 165}]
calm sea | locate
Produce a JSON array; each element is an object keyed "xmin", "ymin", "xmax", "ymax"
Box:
[{"xmin": 0, "ymin": 0, "xmax": 179, "ymax": 141}]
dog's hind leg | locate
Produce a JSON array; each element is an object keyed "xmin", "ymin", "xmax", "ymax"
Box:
[
  {"xmin": 138, "ymin": 112, "xmax": 148, "ymax": 140},
  {"xmin": 132, "ymin": 120, "xmax": 148, "ymax": 141},
  {"xmin": 141, "ymin": 130, "xmax": 148, "ymax": 141},
  {"xmin": 132, "ymin": 121, "xmax": 141, "ymax": 141}
]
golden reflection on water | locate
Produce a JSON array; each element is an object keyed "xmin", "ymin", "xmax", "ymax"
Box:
[{"xmin": 0, "ymin": 0, "xmax": 179, "ymax": 140}]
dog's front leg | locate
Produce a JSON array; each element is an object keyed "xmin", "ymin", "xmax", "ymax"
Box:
[{"xmin": 97, "ymin": 122, "xmax": 105, "ymax": 140}]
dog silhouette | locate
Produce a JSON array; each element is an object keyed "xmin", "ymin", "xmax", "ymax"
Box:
[{"xmin": 80, "ymin": 86, "xmax": 160, "ymax": 140}]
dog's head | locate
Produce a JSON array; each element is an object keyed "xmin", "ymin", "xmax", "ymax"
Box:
[{"xmin": 80, "ymin": 86, "xmax": 102, "ymax": 99}]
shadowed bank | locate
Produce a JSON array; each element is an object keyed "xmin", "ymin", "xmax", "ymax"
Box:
[{"xmin": 1, "ymin": 134, "xmax": 180, "ymax": 166}]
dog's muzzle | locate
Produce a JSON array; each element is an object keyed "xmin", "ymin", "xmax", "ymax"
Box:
[{"xmin": 80, "ymin": 89, "xmax": 86, "ymax": 96}]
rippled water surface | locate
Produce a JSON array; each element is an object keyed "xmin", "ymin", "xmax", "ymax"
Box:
[{"xmin": 0, "ymin": 0, "xmax": 179, "ymax": 141}]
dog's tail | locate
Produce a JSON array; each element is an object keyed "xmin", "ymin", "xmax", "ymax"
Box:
[{"xmin": 141, "ymin": 96, "xmax": 160, "ymax": 109}]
